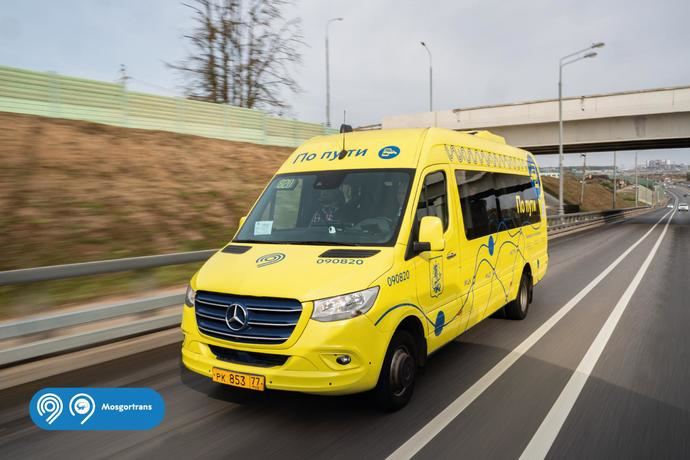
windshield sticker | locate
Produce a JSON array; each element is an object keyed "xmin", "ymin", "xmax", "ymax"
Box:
[
  {"xmin": 292, "ymin": 148, "xmax": 368, "ymax": 164},
  {"xmin": 276, "ymin": 178, "xmax": 299, "ymax": 190},
  {"xmin": 254, "ymin": 221, "xmax": 273, "ymax": 235}
]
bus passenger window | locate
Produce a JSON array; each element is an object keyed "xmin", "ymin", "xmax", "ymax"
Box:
[{"xmin": 456, "ymin": 170, "xmax": 498, "ymax": 240}]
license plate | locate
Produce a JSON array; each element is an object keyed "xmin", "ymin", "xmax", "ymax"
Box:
[{"xmin": 212, "ymin": 368, "xmax": 265, "ymax": 391}]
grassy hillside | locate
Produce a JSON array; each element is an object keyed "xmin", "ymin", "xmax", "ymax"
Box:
[
  {"xmin": 541, "ymin": 174, "xmax": 637, "ymax": 212},
  {"xmin": 0, "ymin": 112, "xmax": 293, "ymax": 316}
]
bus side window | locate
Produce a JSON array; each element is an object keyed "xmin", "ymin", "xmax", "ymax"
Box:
[
  {"xmin": 456, "ymin": 170, "xmax": 498, "ymax": 240},
  {"xmin": 416, "ymin": 171, "xmax": 449, "ymax": 230},
  {"xmin": 494, "ymin": 173, "xmax": 522, "ymax": 231}
]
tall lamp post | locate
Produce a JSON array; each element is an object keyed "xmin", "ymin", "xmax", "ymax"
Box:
[
  {"xmin": 580, "ymin": 153, "xmax": 587, "ymax": 206},
  {"xmin": 325, "ymin": 17, "xmax": 343, "ymax": 127},
  {"xmin": 420, "ymin": 42, "xmax": 433, "ymax": 112},
  {"xmin": 558, "ymin": 42, "xmax": 605, "ymax": 217},
  {"xmin": 634, "ymin": 151, "xmax": 639, "ymax": 207},
  {"xmin": 613, "ymin": 151, "xmax": 617, "ymax": 209}
]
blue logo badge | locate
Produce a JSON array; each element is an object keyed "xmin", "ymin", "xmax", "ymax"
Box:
[
  {"xmin": 527, "ymin": 157, "xmax": 541, "ymax": 199},
  {"xmin": 434, "ymin": 311, "xmax": 445, "ymax": 336},
  {"xmin": 30, "ymin": 388, "xmax": 164, "ymax": 430},
  {"xmin": 488, "ymin": 235, "xmax": 495, "ymax": 256},
  {"xmin": 378, "ymin": 145, "xmax": 400, "ymax": 159}
]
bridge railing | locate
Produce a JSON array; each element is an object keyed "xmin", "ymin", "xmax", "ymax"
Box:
[{"xmin": 0, "ymin": 206, "xmax": 652, "ymax": 367}]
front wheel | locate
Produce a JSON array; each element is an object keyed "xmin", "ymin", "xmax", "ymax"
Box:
[
  {"xmin": 505, "ymin": 271, "xmax": 531, "ymax": 320},
  {"xmin": 373, "ymin": 330, "xmax": 417, "ymax": 411}
]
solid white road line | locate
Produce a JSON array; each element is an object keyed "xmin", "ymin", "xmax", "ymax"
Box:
[
  {"xmin": 520, "ymin": 209, "xmax": 676, "ymax": 459},
  {"xmin": 387, "ymin": 209, "xmax": 673, "ymax": 460}
]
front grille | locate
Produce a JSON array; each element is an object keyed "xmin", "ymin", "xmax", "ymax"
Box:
[
  {"xmin": 195, "ymin": 291, "xmax": 302, "ymax": 345},
  {"xmin": 209, "ymin": 345, "xmax": 289, "ymax": 367}
]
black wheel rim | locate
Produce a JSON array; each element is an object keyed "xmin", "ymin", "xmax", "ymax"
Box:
[
  {"xmin": 519, "ymin": 279, "xmax": 529, "ymax": 313},
  {"xmin": 390, "ymin": 345, "xmax": 414, "ymax": 397}
]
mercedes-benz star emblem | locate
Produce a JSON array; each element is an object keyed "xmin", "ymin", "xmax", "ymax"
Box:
[{"xmin": 225, "ymin": 303, "xmax": 248, "ymax": 331}]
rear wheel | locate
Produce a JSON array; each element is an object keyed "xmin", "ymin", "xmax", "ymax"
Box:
[
  {"xmin": 373, "ymin": 330, "xmax": 417, "ymax": 411},
  {"xmin": 505, "ymin": 271, "xmax": 531, "ymax": 320}
]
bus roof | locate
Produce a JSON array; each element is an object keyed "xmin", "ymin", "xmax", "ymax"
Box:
[{"xmin": 277, "ymin": 127, "xmax": 534, "ymax": 176}]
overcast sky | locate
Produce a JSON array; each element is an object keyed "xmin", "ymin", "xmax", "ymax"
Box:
[{"xmin": 1, "ymin": 0, "xmax": 689, "ymax": 168}]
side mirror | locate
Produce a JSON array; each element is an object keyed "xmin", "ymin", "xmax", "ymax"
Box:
[
  {"xmin": 413, "ymin": 216, "xmax": 445, "ymax": 253},
  {"xmin": 238, "ymin": 215, "xmax": 247, "ymax": 229}
]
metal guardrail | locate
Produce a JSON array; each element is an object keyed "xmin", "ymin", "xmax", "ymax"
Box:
[
  {"xmin": 0, "ymin": 292, "xmax": 183, "ymax": 340},
  {"xmin": 0, "ymin": 206, "xmax": 654, "ymax": 367},
  {"xmin": 0, "ymin": 249, "xmax": 215, "ymax": 286},
  {"xmin": 546, "ymin": 206, "xmax": 650, "ymax": 234}
]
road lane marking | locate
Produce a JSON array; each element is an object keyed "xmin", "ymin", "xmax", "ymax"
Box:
[
  {"xmin": 387, "ymin": 209, "xmax": 673, "ymax": 460},
  {"xmin": 520, "ymin": 210, "xmax": 676, "ymax": 459}
]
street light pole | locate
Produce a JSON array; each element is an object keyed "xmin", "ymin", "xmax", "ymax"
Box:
[
  {"xmin": 557, "ymin": 42, "xmax": 605, "ymax": 217},
  {"xmin": 634, "ymin": 151, "xmax": 639, "ymax": 207},
  {"xmin": 420, "ymin": 42, "xmax": 433, "ymax": 112},
  {"xmin": 580, "ymin": 153, "xmax": 587, "ymax": 206},
  {"xmin": 613, "ymin": 151, "xmax": 617, "ymax": 209},
  {"xmin": 325, "ymin": 17, "xmax": 343, "ymax": 127}
]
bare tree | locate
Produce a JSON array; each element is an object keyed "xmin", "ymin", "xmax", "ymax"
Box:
[{"xmin": 170, "ymin": 0, "xmax": 304, "ymax": 114}]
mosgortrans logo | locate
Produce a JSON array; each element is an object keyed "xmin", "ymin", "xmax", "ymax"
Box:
[{"xmin": 30, "ymin": 388, "xmax": 164, "ymax": 430}]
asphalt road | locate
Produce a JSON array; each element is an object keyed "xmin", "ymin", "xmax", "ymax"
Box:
[{"xmin": 1, "ymin": 186, "xmax": 688, "ymax": 459}]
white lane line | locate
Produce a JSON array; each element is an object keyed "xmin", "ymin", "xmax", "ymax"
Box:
[
  {"xmin": 520, "ymin": 208, "xmax": 677, "ymax": 459},
  {"xmin": 387, "ymin": 209, "xmax": 673, "ymax": 460}
]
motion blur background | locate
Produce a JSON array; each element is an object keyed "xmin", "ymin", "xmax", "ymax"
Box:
[
  {"xmin": 0, "ymin": 0, "xmax": 688, "ymax": 318},
  {"xmin": 1, "ymin": 3, "xmax": 690, "ymax": 460}
]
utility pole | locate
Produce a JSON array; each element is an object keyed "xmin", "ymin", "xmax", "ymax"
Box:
[
  {"xmin": 612, "ymin": 151, "xmax": 617, "ymax": 209},
  {"xmin": 325, "ymin": 18, "xmax": 343, "ymax": 127},
  {"xmin": 580, "ymin": 153, "xmax": 587, "ymax": 206},
  {"xmin": 118, "ymin": 64, "xmax": 130, "ymax": 88},
  {"xmin": 634, "ymin": 152, "xmax": 639, "ymax": 207},
  {"xmin": 118, "ymin": 64, "xmax": 130, "ymax": 127},
  {"xmin": 420, "ymin": 42, "xmax": 433, "ymax": 112}
]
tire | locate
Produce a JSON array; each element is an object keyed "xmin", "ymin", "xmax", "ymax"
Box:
[
  {"xmin": 373, "ymin": 329, "xmax": 418, "ymax": 411},
  {"xmin": 505, "ymin": 271, "xmax": 531, "ymax": 320}
]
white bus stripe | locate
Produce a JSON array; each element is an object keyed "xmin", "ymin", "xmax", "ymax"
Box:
[
  {"xmin": 387, "ymin": 209, "xmax": 673, "ymax": 460},
  {"xmin": 520, "ymin": 209, "xmax": 676, "ymax": 459}
]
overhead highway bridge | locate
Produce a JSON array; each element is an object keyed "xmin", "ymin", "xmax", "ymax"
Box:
[{"xmin": 383, "ymin": 86, "xmax": 690, "ymax": 154}]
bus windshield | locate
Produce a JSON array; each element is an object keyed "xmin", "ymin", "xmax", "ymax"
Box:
[{"xmin": 235, "ymin": 169, "xmax": 414, "ymax": 246}]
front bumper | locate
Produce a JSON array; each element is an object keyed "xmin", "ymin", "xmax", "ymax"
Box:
[{"xmin": 181, "ymin": 305, "xmax": 390, "ymax": 395}]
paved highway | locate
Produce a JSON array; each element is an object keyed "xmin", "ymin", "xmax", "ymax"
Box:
[{"xmin": 1, "ymin": 186, "xmax": 688, "ymax": 459}]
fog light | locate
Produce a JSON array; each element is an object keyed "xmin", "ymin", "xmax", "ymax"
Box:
[{"xmin": 336, "ymin": 355, "xmax": 351, "ymax": 365}]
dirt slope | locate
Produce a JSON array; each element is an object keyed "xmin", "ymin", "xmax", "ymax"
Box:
[
  {"xmin": 541, "ymin": 175, "xmax": 637, "ymax": 212},
  {"xmin": 0, "ymin": 112, "xmax": 293, "ymax": 271}
]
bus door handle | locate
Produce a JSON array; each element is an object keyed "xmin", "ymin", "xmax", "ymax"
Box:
[{"xmin": 446, "ymin": 252, "xmax": 457, "ymax": 260}]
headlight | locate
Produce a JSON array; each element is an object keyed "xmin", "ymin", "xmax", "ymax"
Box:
[
  {"xmin": 184, "ymin": 284, "xmax": 196, "ymax": 308},
  {"xmin": 312, "ymin": 286, "xmax": 379, "ymax": 322}
]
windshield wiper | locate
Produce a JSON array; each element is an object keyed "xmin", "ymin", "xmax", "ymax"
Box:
[
  {"xmin": 236, "ymin": 239, "xmax": 364, "ymax": 247},
  {"xmin": 274, "ymin": 240, "xmax": 363, "ymax": 246}
]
